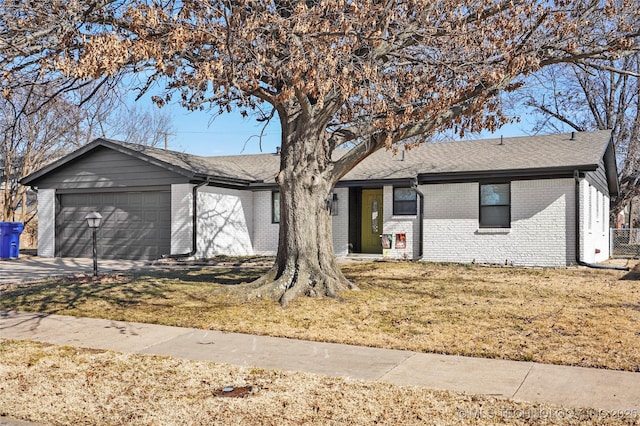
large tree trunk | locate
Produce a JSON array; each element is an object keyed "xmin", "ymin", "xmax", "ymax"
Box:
[{"xmin": 246, "ymin": 110, "xmax": 357, "ymax": 306}]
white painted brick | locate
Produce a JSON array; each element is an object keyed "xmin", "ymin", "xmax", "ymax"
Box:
[
  {"xmin": 332, "ymin": 188, "xmax": 349, "ymax": 256},
  {"xmin": 37, "ymin": 189, "xmax": 55, "ymax": 258},
  {"xmin": 171, "ymin": 178, "xmax": 603, "ymax": 267},
  {"xmin": 421, "ymin": 179, "xmax": 576, "ymax": 267},
  {"xmin": 251, "ymin": 189, "xmax": 349, "ymax": 257},
  {"xmin": 252, "ymin": 190, "xmax": 279, "ymax": 255},
  {"xmin": 382, "ymin": 185, "xmax": 419, "ymax": 259}
]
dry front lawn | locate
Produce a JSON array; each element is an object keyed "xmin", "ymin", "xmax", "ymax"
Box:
[
  {"xmin": 0, "ymin": 339, "xmax": 636, "ymax": 426},
  {"xmin": 1, "ymin": 261, "xmax": 639, "ymax": 371}
]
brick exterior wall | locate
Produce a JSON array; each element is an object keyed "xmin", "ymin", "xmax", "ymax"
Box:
[
  {"xmin": 251, "ymin": 188, "xmax": 350, "ymax": 256},
  {"xmin": 332, "ymin": 188, "xmax": 349, "ymax": 257},
  {"xmin": 169, "ymin": 178, "xmax": 606, "ymax": 266},
  {"xmin": 37, "ymin": 188, "xmax": 56, "ymax": 257},
  {"xmin": 252, "ymin": 190, "xmax": 279, "ymax": 255},
  {"xmin": 382, "ymin": 185, "xmax": 420, "ymax": 259},
  {"xmin": 421, "ymin": 179, "xmax": 577, "ymax": 267}
]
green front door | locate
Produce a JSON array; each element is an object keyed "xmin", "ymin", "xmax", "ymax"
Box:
[{"xmin": 361, "ymin": 189, "xmax": 383, "ymax": 253}]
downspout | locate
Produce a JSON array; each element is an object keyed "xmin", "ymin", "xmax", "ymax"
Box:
[
  {"xmin": 170, "ymin": 178, "xmax": 210, "ymax": 258},
  {"xmin": 574, "ymin": 170, "xmax": 628, "ymax": 271},
  {"xmin": 411, "ymin": 177, "xmax": 424, "ymax": 258}
]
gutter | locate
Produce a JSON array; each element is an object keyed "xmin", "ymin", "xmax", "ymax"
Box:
[
  {"xmin": 573, "ymin": 170, "xmax": 628, "ymax": 271},
  {"xmin": 411, "ymin": 177, "xmax": 424, "ymax": 258}
]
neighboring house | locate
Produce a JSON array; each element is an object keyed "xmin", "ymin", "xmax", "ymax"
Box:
[{"xmin": 20, "ymin": 130, "xmax": 618, "ymax": 266}]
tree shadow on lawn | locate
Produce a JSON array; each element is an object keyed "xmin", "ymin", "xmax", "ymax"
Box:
[
  {"xmin": 0, "ymin": 268, "xmax": 267, "ymax": 315},
  {"xmin": 140, "ymin": 267, "xmax": 267, "ymax": 285},
  {"xmin": 0, "ymin": 277, "xmax": 135, "ymax": 314}
]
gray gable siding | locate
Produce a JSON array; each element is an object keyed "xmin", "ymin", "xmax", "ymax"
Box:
[
  {"xmin": 585, "ymin": 158, "xmax": 609, "ymax": 196},
  {"xmin": 32, "ymin": 146, "xmax": 189, "ymax": 190}
]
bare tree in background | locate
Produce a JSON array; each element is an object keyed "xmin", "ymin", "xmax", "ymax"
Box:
[
  {"xmin": 111, "ymin": 104, "xmax": 174, "ymax": 148},
  {"xmin": 0, "ymin": 76, "xmax": 85, "ymax": 223},
  {"xmin": 0, "ymin": 74, "xmax": 174, "ymax": 224},
  {"xmin": 519, "ymin": 54, "xmax": 640, "ymax": 222},
  {"xmin": 0, "ymin": 0, "xmax": 174, "ymax": 224}
]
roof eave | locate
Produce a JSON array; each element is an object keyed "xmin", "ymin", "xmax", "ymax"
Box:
[
  {"xmin": 416, "ymin": 165, "xmax": 599, "ymax": 184},
  {"xmin": 335, "ymin": 178, "xmax": 415, "ymax": 188},
  {"xmin": 192, "ymin": 173, "xmax": 255, "ymax": 189}
]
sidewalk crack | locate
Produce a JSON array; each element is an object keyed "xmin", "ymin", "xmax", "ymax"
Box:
[
  {"xmin": 511, "ymin": 363, "xmax": 534, "ymax": 399},
  {"xmin": 375, "ymin": 352, "xmax": 418, "ymax": 382}
]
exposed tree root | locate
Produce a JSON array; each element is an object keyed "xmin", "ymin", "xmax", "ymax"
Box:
[{"xmin": 233, "ymin": 260, "xmax": 358, "ymax": 307}]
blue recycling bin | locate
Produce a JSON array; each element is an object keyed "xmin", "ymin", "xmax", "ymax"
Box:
[{"xmin": 0, "ymin": 222, "xmax": 24, "ymax": 259}]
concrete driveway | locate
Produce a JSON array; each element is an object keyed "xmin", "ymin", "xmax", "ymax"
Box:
[{"xmin": 0, "ymin": 256, "xmax": 158, "ymax": 284}]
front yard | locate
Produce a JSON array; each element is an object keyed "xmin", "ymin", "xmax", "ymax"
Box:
[
  {"xmin": 2, "ymin": 260, "xmax": 640, "ymax": 425},
  {"xmin": 2, "ymin": 261, "xmax": 639, "ymax": 371}
]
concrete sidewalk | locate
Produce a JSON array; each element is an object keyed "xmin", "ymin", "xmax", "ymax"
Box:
[{"xmin": 1, "ymin": 311, "xmax": 639, "ymax": 414}]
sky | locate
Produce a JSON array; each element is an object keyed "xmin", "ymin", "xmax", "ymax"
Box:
[
  {"xmin": 163, "ymin": 104, "xmax": 282, "ymax": 156},
  {"xmin": 148, "ymin": 98, "xmax": 538, "ymax": 158}
]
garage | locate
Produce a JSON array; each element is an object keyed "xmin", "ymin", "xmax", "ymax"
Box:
[
  {"xmin": 56, "ymin": 191, "xmax": 171, "ymax": 260},
  {"xmin": 20, "ymin": 139, "xmax": 202, "ymax": 260}
]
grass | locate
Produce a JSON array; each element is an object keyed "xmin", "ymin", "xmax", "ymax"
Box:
[
  {"xmin": 1, "ymin": 339, "xmax": 637, "ymax": 426},
  {"xmin": 1, "ymin": 261, "xmax": 640, "ymax": 425},
  {"xmin": 1, "ymin": 261, "xmax": 640, "ymax": 372}
]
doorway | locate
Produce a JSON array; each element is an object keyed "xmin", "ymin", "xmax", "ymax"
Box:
[{"xmin": 360, "ymin": 188, "xmax": 383, "ymax": 253}]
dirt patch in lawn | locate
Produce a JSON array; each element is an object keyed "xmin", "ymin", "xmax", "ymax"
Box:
[
  {"xmin": 0, "ymin": 339, "xmax": 635, "ymax": 426},
  {"xmin": 1, "ymin": 262, "xmax": 639, "ymax": 371}
]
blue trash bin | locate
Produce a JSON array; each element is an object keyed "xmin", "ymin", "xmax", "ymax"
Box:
[{"xmin": 0, "ymin": 222, "xmax": 24, "ymax": 259}]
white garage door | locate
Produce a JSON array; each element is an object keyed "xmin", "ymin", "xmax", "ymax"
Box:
[{"xmin": 56, "ymin": 191, "xmax": 171, "ymax": 260}]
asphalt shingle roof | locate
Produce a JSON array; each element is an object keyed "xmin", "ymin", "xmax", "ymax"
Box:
[
  {"xmin": 114, "ymin": 130, "xmax": 612, "ymax": 184},
  {"xmin": 345, "ymin": 130, "xmax": 612, "ymax": 181},
  {"xmin": 101, "ymin": 139, "xmax": 278, "ymax": 182},
  {"xmin": 22, "ymin": 131, "xmax": 613, "ymax": 188}
]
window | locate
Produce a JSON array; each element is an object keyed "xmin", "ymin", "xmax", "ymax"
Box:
[
  {"xmin": 393, "ymin": 187, "xmax": 417, "ymax": 215},
  {"xmin": 479, "ymin": 183, "xmax": 510, "ymax": 228},
  {"xmin": 272, "ymin": 191, "xmax": 280, "ymax": 223}
]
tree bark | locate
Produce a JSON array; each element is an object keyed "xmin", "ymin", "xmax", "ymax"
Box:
[{"xmin": 246, "ymin": 107, "xmax": 357, "ymax": 306}]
